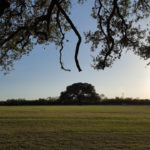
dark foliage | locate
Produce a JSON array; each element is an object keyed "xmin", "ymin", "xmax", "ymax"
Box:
[
  {"xmin": 0, "ymin": 98, "xmax": 59, "ymax": 106},
  {"xmin": 99, "ymin": 97, "xmax": 150, "ymax": 105},
  {"xmin": 0, "ymin": 0, "xmax": 82, "ymax": 73},
  {"xmin": 85, "ymin": 0, "xmax": 150, "ymax": 69},
  {"xmin": 0, "ymin": 97, "xmax": 150, "ymax": 106},
  {"xmin": 59, "ymin": 82, "xmax": 100, "ymax": 105}
]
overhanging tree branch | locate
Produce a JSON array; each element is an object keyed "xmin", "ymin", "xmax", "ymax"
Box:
[
  {"xmin": 56, "ymin": 9, "xmax": 71, "ymax": 72},
  {"xmin": 55, "ymin": 0, "xmax": 82, "ymax": 72},
  {"xmin": 1, "ymin": 0, "xmax": 150, "ymax": 73}
]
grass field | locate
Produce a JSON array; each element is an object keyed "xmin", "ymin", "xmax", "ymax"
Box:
[{"xmin": 0, "ymin": 105, "xmax": 150, "ymax": 150}]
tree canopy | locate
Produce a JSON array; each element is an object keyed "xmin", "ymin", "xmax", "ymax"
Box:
[
  {"xmin": 0, "ymin": 0, "xmax": 150, "ymax": 73},
  {"xmin": 59, "ymin": 82, "xmax": 100, "ymax": 104}
]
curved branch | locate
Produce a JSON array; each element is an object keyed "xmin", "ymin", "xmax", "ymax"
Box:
[
  {"xmin": 55, "ymin": 0, "xmax": 82, "ymax": 72},
  {"xmin": 97, "ymin": 0, "xmax": 107, "ymax": 37},
  {"xmin": 56, "ymin": 10, "xmax": 71, "ymax": 72},
  {"xmin": 104, "ymin": 0, "xmax": 116, "ymax": 60},
  {"xmin": 46, "ymin": 0, "xmax": 56, "ymax": 31}
]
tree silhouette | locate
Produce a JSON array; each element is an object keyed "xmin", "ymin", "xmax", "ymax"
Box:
[
  {"xmin": 59, "ymin": 82, "xmax": 100, "ymax": 105},
  {"xmin": 0, "ymin": 0, "xmax": 82, "ymax": 73},
  {"xmin": 0, "ymin": 0, "xmax": 150, "ymax": 73},
  {"xmin": 85, "ymin": 0, "xmax": 150, "ymax": 69}
]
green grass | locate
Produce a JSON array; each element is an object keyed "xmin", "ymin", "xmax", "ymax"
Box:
[{"xmin": 0, "ymin": 106, "xmax": 150, "ymax": 150}]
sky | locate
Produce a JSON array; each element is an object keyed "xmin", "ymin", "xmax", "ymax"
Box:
[{"xmin": 0, "ymin": 1, "xmax": 150, "ymax": 100}]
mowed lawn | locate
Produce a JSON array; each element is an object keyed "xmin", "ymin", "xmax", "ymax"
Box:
[{"xmin": 0, "ymin": 106, "xmax": 150, "ymax": 150}]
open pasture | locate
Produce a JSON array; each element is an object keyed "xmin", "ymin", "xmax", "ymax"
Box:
[{"xmin": 0, "ymin": 105, "xmax": 150, "ymax": 150}]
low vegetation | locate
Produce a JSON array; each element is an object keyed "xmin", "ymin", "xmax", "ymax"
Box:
[
  {"xmin": 0, "ymin": 106, "xmax": 150, "ymax": 150},
  {"xmin": 0, "ymin": 97, "xmax": 150, "ymax": 105}
]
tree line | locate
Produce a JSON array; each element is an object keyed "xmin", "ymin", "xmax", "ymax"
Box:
[
  {"xmin": 0, "ymin": 97, "xmax": 150, "ymax": 106},
  {"xmin": 0, "ymin": 82, "xmax": 150, "ymax": 106}
]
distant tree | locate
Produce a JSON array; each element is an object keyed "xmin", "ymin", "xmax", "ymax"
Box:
[
  {"xmin": 0, "ymin": 0, "xmax": 150, "ymax": 73},
  {"xmin": 59, "ymin": 82, "xmax": 100, "ymax": 105}
]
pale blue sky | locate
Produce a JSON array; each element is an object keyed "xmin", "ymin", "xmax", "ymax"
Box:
[{"xmin": 0, "ymin": 1, "xmax": 150, "ymax": 100}]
